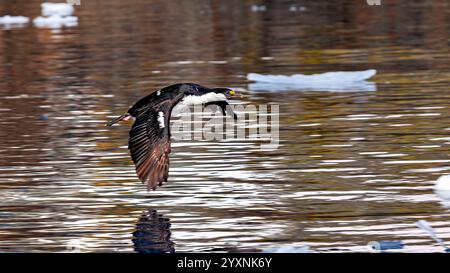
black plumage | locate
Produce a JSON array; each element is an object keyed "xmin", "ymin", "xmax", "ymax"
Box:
[{"xmin": 107, "ymin": 83, "xmax": 240, "ymax": 190}]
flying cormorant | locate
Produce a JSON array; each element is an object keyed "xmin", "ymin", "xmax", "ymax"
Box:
[{"xmin": 107, "ymin": 83, "xmax": 240, "ymax": 190}]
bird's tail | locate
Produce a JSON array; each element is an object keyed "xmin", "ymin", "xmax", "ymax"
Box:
[{"xmin": 106, "ymin": 113, "xmax": 132, "ymax": 127}]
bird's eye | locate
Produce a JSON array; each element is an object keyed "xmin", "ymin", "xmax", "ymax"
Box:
[{"xmin": 229, "ymin": 90, "xmax": 235, "ymax": 95}]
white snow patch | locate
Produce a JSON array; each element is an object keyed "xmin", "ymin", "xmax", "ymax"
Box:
[
  {"xmin": 181, "ymin": 93, "xmax": 226, "ymax": 106},
  {"xmin": 247, "ymin": 69, "xmax": 377, "ymax": 92},
  {"xmin": 41, "ymin": 3, "xmax": 74, "ymax": 17},
  {"xmin": 157, "ymin": 111, "xmax": 165, "ymax": 128},
  {"xmin": 33, "ymin": 15, "xmax": 78, "ymax": 29},
  {"xmin": 0, "ymin": 15, "xmax": 29, "ymax": 25}
]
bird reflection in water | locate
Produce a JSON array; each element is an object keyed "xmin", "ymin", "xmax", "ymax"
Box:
[{"xmin": 132, "ymin": 209, "xmax": 175, "ymax": 253}]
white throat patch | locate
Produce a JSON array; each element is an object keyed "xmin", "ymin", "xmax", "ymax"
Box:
[
  {"xmin": 181, "ymin": 92, "xmax": 227, "ymax": 106},
  {"xmin": 157, "ymin": 111, "xmax": 165, "ymax": 128}
]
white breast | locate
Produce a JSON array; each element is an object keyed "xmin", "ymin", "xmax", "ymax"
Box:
[{"xmin": 181, "ymin": 93, "xmax": 226, "ymax": 106}]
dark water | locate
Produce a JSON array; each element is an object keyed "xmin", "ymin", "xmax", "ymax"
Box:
[{"xmin": 0, "ymin": 0, "xmax": 449, "ymax": 252}]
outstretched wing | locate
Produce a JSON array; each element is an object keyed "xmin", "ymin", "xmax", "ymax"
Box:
[{"xmin": 128, "ymin": 103, "xmax": 172, "ymax": 190}]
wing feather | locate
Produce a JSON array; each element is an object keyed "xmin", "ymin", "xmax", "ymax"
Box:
[{"xmin": 128, "ymin": 104, "xmax": 172, "ymax": 190}]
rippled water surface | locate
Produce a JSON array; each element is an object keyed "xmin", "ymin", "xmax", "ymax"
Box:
[{"xmin": 0, "ymin": 0, "xmax": 449, "ymax": 252}]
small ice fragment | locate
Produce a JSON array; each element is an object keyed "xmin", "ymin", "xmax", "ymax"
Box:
[
  {"xmin": 368, "ymin": 241, "xmax": 404, "ymax": 251},
  {"xmin": 0, "ymin": 15, "xmax": 29, "ymax": 25},
  {"xmin": 290, "ymin": 5, "xmax": 304, "ymax": 11},
  {"xmin": 41, "ymin": 3, "xmax": 74, "ymax": 17},
  {"xmin": 416, "ymin": 220, "xmax": 450, "ymax": 251},
  {"xmin": 251, "ymin": 5, "xmax": 266, "ymax": 12},
  {"xmin": 435, "ymin": 175, "xmax": 450, "ymax": 209},
  {"xmin": 33, "ymin": 15, "xmax": 78, "ymax": 29},
  {"xmin": 289, "ymin": 5, "xmax": 306, "ymax": 12},
  {"xmin": 38, "ymin": 114, "xmax": 49, "ymax": 121},
  {"xmin": 435, "ymin": 174, "xmax": 450, "ymax": 191}
]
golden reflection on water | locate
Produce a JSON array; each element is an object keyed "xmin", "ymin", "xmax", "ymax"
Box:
[{"xmin": 0, "ymin": 0, "xmax": 449, "ymax": 252}]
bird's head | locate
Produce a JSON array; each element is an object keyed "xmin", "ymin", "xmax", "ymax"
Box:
[{"xmin": 211, "ymin": 88, "xmax": 242, "ymax": 100}]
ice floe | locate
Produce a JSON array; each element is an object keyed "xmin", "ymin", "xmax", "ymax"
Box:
[
  {"xmin": 247, "ymin": 69, "xmax": 377, "ymax": 92},
  {"xmin": 0, "ymin": 15, "xmax": 29, "ymax": 29},
  {"xmin": 435, "ymin": 175, "xmax": 450, "ymax": 209},
  {"xmin": 368, "ymin": 240, "xmax": 404, "ymax": 251},
  {"xmin": 41, "ymin": 3, "xmax": 74, "ymax": 17},
  {"xmin": 416, "ymin": 220, "xmax": 450, "ymax": 252},
  {"xmin": 33, "ymin": 3, "xmax": 78, "ymax": 29},
  {"xmin": 1, "ymin": 3, "xmax": 78, "ymax": 30},
  {"xmin": 435, "ymin": 174, "xmax": 450, "ymax": 191},
  {"xmin": 33, "ymin": 15, "xmax": 78, "ymax": 29},
  {"xmin": 289, "ymin": 5, "xmax": 306, "ymax": 12},
  {"xmin": 251, "ymin": 5, "xmax": 266, "ymax": 12},
  {"xmin": 0, "ymin": 15, "xmax": 29, "ymax": 25}
]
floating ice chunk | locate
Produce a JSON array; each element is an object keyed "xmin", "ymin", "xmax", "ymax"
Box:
[
  {"xmin": 247, "ymin": 69, "xmax": 377, "ymax": 92},
  {"xmin": 435, "ymin": 175, "xmax": 450, "ymax": 209},
  {"xmin": 368, "ymin": 240, "xmax": 404, "ymax": 251},
  {"xmin": 41, "ymin": 3, "xmax": 74, "ymax": 17},
  {"xmin": 0, "ymin": 15, "xmax": 29, "ymax": 26},
  {"xmin": 416, "ymin": 220, "xmax": 450, "ymax": 252},
  {"xmin": 289, "ymin": 5, "xmax": 306, "ymax": 12},
  {"xmin": 35, "ymin": 3, "xmax": 77, "ymax": 29},
  {"xmin": 435, "ymin": 175, "xmax": 450, "ymax": 191},
  {"xmin": 251, "ymin": 5, "xmax": 266, "ymax": 12},
  {"xmin": 249, "ymin": 69, "xmax": 376, "ymax": 83},
  {"xmin": 33, "ymin": 15, "xmax": 78, "ymax": 29},
  {"xmin": 248, "ymin": 80, "xmax": 376, "ymax": 92},
  {"xmin": 262, "ymin": 246, "xmax": 310, "ymax": 253}
]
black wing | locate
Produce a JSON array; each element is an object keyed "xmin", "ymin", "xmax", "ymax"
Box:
[{"xmin": 128, "ymin": 102, "xmax": 172, "ymax": 190}]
